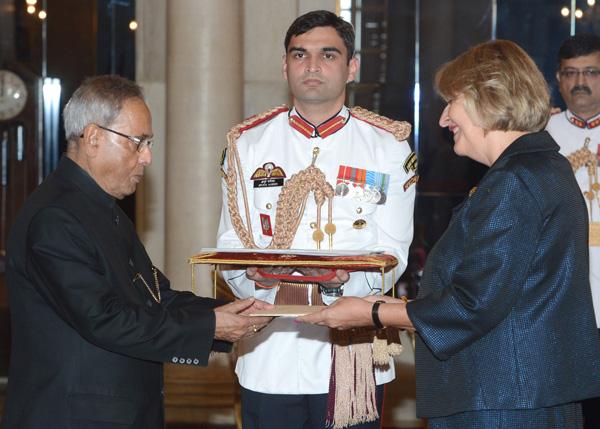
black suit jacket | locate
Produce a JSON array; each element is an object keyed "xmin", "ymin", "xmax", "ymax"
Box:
[{"xmin": 2, "ymin": 156, "xmax": 230, "ymax": 428}]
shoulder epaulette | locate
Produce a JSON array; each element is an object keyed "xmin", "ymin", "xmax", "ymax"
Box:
[
  {"xmin": 550, "ymin": 107, "xmax": 562, "ymax": 116},
  {"xmin": 349, "ymin": 106, "xmax": 411, "ymax": 141},
  {"xmin": 227, "ymin": 105, "xmax": 289, "ymax": 141}
]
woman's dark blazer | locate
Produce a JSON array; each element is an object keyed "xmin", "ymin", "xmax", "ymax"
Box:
[{"xmin": 407, "ymin": 131, "xmax": 600, "ymax": 419}]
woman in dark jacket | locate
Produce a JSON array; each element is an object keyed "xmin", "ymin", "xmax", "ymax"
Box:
[{"xmin": 299, "ymin": 40, "xmax": 600, "ymax": 428}]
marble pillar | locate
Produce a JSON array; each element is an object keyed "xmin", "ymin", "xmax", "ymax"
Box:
[
  {"xmin": 243, "ymin": 0, "xmax": 335, "ymax": 117},
  {"xmin": 135, "ymin": 0, "xmax": 167, "ymax": 269},
  {"xmin": 164, "ymin": 0, "xmax": 243, "ymax": 294}
]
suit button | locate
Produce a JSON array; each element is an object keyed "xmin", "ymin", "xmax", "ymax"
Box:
[
  {"xmin": 179, "ymin": 358, "xmax": 185, "ymax": 364},
  {"xmin": 193, "ymin": 359, "xmax": 199, "ymax": 365},
  {"xmin": 186, "ymin": 358, "xmax": 192, "ymax": 364},
  {"xmin": 146, "ymin": 299, "xmax": 153, "ymax": 307},
  {"xmin": 172, "ymin": 357, "xmax": 178, "ymax": 363}
]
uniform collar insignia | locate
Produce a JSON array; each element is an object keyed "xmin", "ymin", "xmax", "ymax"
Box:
[
  {"xmin": 566, "ymin": 110, "xmax": 600, "ymax": 129},
  {"xmin": 288, "ymin": 107, "xmax": 350, "ymax": 139}
]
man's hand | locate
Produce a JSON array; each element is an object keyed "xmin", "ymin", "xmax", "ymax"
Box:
[
  {"xmin": 246, "ymin": 266, "xmax": 296, "ymax": 286},
  {"xmin": 296, "ymin": 268, "xmax": 349, "ymax": 288},
  {"xmin": 246, "ymin": 266, "xmax": 349, "ymax": 289},
  {"xmin": 214, "ymin": 297, "xmax": 274, "ymax": 342}
]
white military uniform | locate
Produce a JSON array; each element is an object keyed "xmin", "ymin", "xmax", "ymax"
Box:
[
  {"xmin": 217, "ymin": 105, "xmax": 416, "ymax": 394},
  {"xmin": 547, "ymin": 109, "xmax": 600, "ymax": 327}
]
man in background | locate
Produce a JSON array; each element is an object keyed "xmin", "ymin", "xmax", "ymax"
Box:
[{"xmin": 546, "ymin": 33, "xmax": 600, "ymax": 428}]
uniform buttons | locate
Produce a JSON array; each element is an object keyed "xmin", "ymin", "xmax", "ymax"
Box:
[
  {"xmin": 172, "ymin": 357, "xmax": 178, "ymax": 363},
  {"xmin": 586, "ymin": 137, "xmax": 591, "ymax": 144},
  {"xmin": 310, "ymin": 222, "xmax": 317, "ymax": 229},
  {"xmin": 179, "ymin": 358, "xmax": 185, "ymax": 364},
  {"xmin": 356, "ymin": 207, "xmax": 363, "ymax": 214},
  {"xmin": 193, "ymin": 359, "xmax": 199, "ymax": 365},
  {"xmin": 266, "ymin": 203, "xmax": 272, "ymax": 210},
  {"xmin": 313, "ymin": 147, "xmax": 320, "ymax": 156},
  {"xmin": 186, "ymin": 358, "xmax": 192, "ymax": 364},
  {"xmin": 353, "ymin": 219, "xmax": 367, "ymax": 229}
]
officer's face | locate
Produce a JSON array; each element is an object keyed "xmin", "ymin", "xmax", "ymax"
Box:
[
  {"xmin": 557, "ymin": 52, "xmax": 600, "ymax": 120},
  {"xmin": 283, "ymin": 27, "xmax": 358, "ymax": 113},
  {"xmin": 89, "ymin": 98, "xmax": 153, "ymax": 199}
]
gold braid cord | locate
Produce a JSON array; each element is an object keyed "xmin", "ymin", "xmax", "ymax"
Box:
[
  {"xmin": 226, "ymin": 105, "xmax": 289, "ymax": 249},
  {"xmin": 349, "ymin": 106, "xmax": 412, "ymax": 142},
  {"xmin": 226, "ymin": 104, "xmax": 336, "ymax": 250},
  {"xmin": 271, "ymin": 152, "xmax": 335, "ymax": 249},
  {"xmin": 566, "ymin": 146, "xmax": 600, "ymax": 243}
]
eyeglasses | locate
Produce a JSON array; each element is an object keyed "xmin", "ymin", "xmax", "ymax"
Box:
[
  {"xmin": 559, "ymin": 68, "xmax": 600, "ymax": 80},
  {"xmin": 97, "ymin": 125, "xmax": 154, "ymax": 152}
]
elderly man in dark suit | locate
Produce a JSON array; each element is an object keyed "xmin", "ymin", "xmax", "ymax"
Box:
[{"xmin": 2, "ymin": 75, "xmax": 272, "ymax": 428}]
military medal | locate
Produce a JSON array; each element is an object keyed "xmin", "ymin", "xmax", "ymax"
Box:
[
  {"xmin": 353, "ymin": 185, "xmax": 364, "ymax": 200},
  {"xmin": 335, "ymin": 182, "xmax": 349, "ymax": 197},
  {"xmin": 369, "ymin": 188, "xmax": 381, "ymax": 204}
]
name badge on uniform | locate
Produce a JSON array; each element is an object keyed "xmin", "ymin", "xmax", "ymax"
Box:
[
  {"xmin": 335, "ymin": 165, "xmax": 390, "ymax": 205},
  {"xmin": 251, "ymin": 162, "xmax": 286, "ymax": 188}
]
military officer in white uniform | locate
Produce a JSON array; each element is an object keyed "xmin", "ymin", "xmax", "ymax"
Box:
[
  {"xmin": 217, "ymin": 10, "xmax": 416, "ymax": 429},
  {"xmin": 546, "ymin": 33, "xmax": 600, "ymax": 428}
]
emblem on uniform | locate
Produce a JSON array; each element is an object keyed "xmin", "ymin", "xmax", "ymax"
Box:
[
  {"xmin": 589, "ymin": 117, "xmax": 600, "ymax": 129},
  {"xmin": 251, "ymin": 162, "xmax": 286, "ymax": 188},
  {"xmin": 404, "ymin": 173, "xmax": 419, "ymax": 191},
  {"xmin": 335, "ymin": 165, "xmax": 389, "ymax": 205},
  {"xmin": 403, "ymin": 152, "xmax": 418, "ymax": 173},
  {"xmin": 260, "ymin": 214, "xmax": 273, "ymax": 236}
]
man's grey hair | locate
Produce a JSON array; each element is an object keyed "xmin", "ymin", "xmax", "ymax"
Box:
[{"xmin": 63, "ymin": 75, "xmax": 145, "ymax": 143}]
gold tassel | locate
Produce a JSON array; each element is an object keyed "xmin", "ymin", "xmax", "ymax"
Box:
[
  {"xmin": 372, "ymin": 328, "xmax": 389, "ymax": 365},
  {"xmin": 386, "ymin": 327, "xmax": 404, "ymax": 357},
  {"xmin": 329, "ymin": 329, "xmax": 379, "ymax": 429}
]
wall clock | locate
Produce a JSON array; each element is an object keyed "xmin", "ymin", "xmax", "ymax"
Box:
[{"xmin": 0, "ymin": 69, "xmax": 28, "ymax": 121}]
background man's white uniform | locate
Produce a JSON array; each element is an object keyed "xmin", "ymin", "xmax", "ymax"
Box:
[{"xmin": 547, "ymin": 110, "xmax": 600, "ymax": 327}]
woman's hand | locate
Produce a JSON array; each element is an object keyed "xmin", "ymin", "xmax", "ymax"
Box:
[
  {"xmin": 297, "ymin": 295, "xmax": 415, "ymax": 331},
  {"xmin": 295, "ymin": 296, "xmax": 374, "ymax": 329}
]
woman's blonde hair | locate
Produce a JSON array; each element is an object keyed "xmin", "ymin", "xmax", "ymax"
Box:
[{"xmin": 435, "ymin": 40, "xmax": 550, "ymax": 133}]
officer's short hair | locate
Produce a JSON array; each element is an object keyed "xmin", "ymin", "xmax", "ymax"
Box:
[
  {"xmin": 557, "ymin": 33, "xmax": 600, "ymax": 69},
  {"xmin": 284, "ymin": 10, "xmax": 355, "ymax": 64}
]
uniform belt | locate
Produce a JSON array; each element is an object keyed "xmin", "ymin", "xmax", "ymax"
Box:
[{"xmin": 274, "ymin": 282, "xmax": 324, "ymax": 306}]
